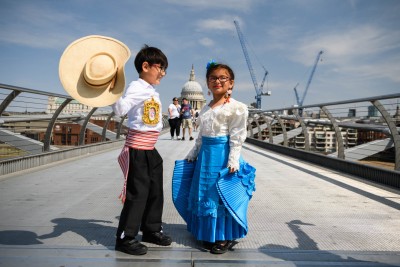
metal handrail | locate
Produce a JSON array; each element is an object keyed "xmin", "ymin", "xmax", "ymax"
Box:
[
  {"xmin": 250, "ymin": 93, "xmax": 400, "ymax": 113},
  {"xmin": 248, "ymin": 93, "xmax": 400, "ymax": 171},
  {"xmin": 0, "ymin": 84, "xmax": 169, "ymax": 161},
  {"xmin": 1, "ymin": 83, "xmax": 399, "ymax": 175}
]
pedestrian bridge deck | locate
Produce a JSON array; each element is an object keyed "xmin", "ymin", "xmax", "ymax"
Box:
[{"xmin": 0, "ymin": 132, "xmax": 399, "ymax": 266}]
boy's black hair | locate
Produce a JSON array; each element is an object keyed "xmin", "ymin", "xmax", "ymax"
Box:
[
  {"xmin": 206, "ymin": 63, "xmax": 235, "ymax": 81},
  {"xmin": 134, "ymin": 44, "xmax": 168, "ymax": 73}
]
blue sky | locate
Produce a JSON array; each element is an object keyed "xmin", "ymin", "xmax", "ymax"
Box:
[{"xmin": 0, "ymin": 0, "xmax": 399, "ymax": 111}]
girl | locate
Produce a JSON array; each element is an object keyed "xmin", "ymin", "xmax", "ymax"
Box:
[{"xmin": 172, "ymin": 61, "xmax": 256, "ymax": 254}]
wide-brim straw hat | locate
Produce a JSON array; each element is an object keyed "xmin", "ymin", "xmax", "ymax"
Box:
[{"xmin": 59, "ymin": 35, "xmax": 131, "ymax": 107}]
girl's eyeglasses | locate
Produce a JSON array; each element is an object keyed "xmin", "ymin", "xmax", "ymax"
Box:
[{"xmin": 208, "ymin": 76, "xmax": 230, "ymax": 83}]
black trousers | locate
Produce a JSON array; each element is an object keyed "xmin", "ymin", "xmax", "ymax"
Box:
[
  {"xmin": 116, "ymin": 148, "xmax": 164, "ymax": 238},
  {"xmin": 168, "ymin": 117, "xmax": 181, "ymax": 137}
]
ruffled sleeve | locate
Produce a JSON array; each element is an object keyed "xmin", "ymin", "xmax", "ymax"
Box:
[{"xmin": 227, "ymin": 101, "xmax": 248, "ymax": 170}]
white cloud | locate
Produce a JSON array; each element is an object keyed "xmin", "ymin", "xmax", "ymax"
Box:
[
  {"xmin": 196, "ymin": 17, "xmax": 237, "ymax": 31},
  {"xmin": 199, "ymin": 37, "xmax": 214, "ymax": 47},
  {"xmin": 0, "ymin": 3, "xmax": 83, "ymax": 49},
  {"xmin": 276, "ymin": 24, "xmax": 400, "ymax": 84},
  {"xmin": 298, "ymin": 26, "xmax": 400, "ymax": 63},
  {"xmin": 339, "ymin": 54, "xmax": 400, "ymax": 83}
]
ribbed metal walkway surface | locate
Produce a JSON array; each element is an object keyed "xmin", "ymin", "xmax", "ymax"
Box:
[{"xmin": 1, "ymin": 132, "xmax": 399, "ymax": 266}]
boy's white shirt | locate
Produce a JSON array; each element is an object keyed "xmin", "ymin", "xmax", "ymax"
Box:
[{"xmin": 112, "ymin": 78, "xmax": 163, "ymax": 132}]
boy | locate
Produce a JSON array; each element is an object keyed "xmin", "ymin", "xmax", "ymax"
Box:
[
  {"xmin": 180, "ymin": 98, "xmax": 194, "ymax": 140},
  {"xmin": 112, "ymin": 45, "xmax": 172, "ymax": 255}
]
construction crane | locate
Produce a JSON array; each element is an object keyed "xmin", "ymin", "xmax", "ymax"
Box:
[
  {"xmin": 294, "ymin": 50, "xmax": 323, "ymax": 107},
  {"xmin": 234, "ymin": 20, "xmax": 270, "ymax": 109}
]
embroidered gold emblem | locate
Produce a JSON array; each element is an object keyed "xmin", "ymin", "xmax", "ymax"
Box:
[{"xmin": 142, "ymin": 97, "xmax": 160, "ymax": 126}]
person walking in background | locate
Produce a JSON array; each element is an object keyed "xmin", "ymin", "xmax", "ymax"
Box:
[
  {"xmin": 112, "ymin": 45, "xmax": 172, "ymax": 256},
  {"xmin": 168, "ymin": 97, "xmax": 181, "ymax": 140},
  {"xmin": 172, "ymin": 61, "xmax": 256, "ymax": 255},
  {"xmin": 180, "ymin": 97, "xmax": 194, "ymax": 141},
  {"xmin": 192, "ymin": 110, "xmax": 199, "ymax": 132}
]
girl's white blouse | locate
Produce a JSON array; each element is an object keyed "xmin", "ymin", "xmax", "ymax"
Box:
[{"xmin": 185, "ymin": 98, "xmax": 248, "ymax": 170}]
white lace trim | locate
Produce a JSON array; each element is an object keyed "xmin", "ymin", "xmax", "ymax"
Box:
[{"xmin": 185, "ymin": 99, "xmax": 248, "ymax": 169}]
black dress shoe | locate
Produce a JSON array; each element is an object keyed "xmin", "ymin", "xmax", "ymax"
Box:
[
  {"xmin": 210, "ymin": 240, "xmax": 233, "ymax": 254},
  {"xmin": 142, "ymin": 231, "xmax": 172, "ymax": 246},
  {"xmin": 115, "ymin": 237, "xmax": 148, "ymax": 255},
  {"xmin": 202, "ymin": 241, "xmax": 214, "ymax": 250}
]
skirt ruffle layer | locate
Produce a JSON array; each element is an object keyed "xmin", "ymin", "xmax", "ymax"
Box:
[{"xmin": 172, "ymin": 135, "xmax": 255, "ymax": 243}]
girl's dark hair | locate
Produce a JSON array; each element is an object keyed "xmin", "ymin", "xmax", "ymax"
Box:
[
  {"xmin": 134, "ymin": 44, "xmax": 168, "ymax": 73},
  {"xmin": 206, "ymin": 63, "xmax": 235, "ymax": 81}
]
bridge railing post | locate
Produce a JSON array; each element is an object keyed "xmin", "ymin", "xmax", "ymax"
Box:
[{"xmin": 371, "ymin": 100, "xmax": 400, "ymax": 170}]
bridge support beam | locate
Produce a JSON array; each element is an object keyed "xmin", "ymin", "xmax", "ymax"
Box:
[
  {"xmin": 79, "ymin": 107, "xmax": 98, "ymax": 146},
  {"xmin": 372, "ymin": 100, "xmax": 400, "ymax": 170},
  {"xmin": 116, "ymin": 115, "xmax": 127, "ymax": 139},
  {"xmin": 320, "ymin": 106, "xmax": 345, "ymax": 159},
  {"xmin": 273, "ymin": 112, "xmax": 288, "ymax": 146},
  {"xmin": 0, "ymin": 91, "xmax": 21, "ymax": 115},
  {"xmin": 44, "ymin": 99, "xmax": 72, "ymax": 152},
  {"xmin": 102, "ymin": 112, "xmax": 115, "ymax": 141},
  {"xmin": 261, "ymin": 114, "xmax": 273, "ymax": 143},
  {"xmin": 292, "ymin": 109, "xmax": 310, "ymax": 151}
]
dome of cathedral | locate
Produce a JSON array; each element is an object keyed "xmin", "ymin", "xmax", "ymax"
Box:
[
  {"xmin": 181, "ymin": 66, "xmax": 203, "ymax": 93},
  {"xmin": 182, "ymin": 80, "xmax": 203, "ymax": 93},
  {"xmin": 180, "ymin": 65, "xmax": 206, "ymax": 111}
]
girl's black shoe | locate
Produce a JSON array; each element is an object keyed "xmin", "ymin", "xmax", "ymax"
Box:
[
  {"xmin": 202, "ymin": 241, "xmax": 214, "ymax": 250},
  {"xmin": 210, "ymin": 240, "xmax": 234, "ymax": 254}
]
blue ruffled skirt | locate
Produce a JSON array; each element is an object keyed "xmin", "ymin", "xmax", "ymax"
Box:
[{"xmin": 172, "ymin": 135, "xmax": 256, "ymax": 243}]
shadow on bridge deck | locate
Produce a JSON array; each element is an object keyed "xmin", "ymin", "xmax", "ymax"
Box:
[{"xmin": 1, "ymin": 132, "xmax": 399, "ymax": 266}]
